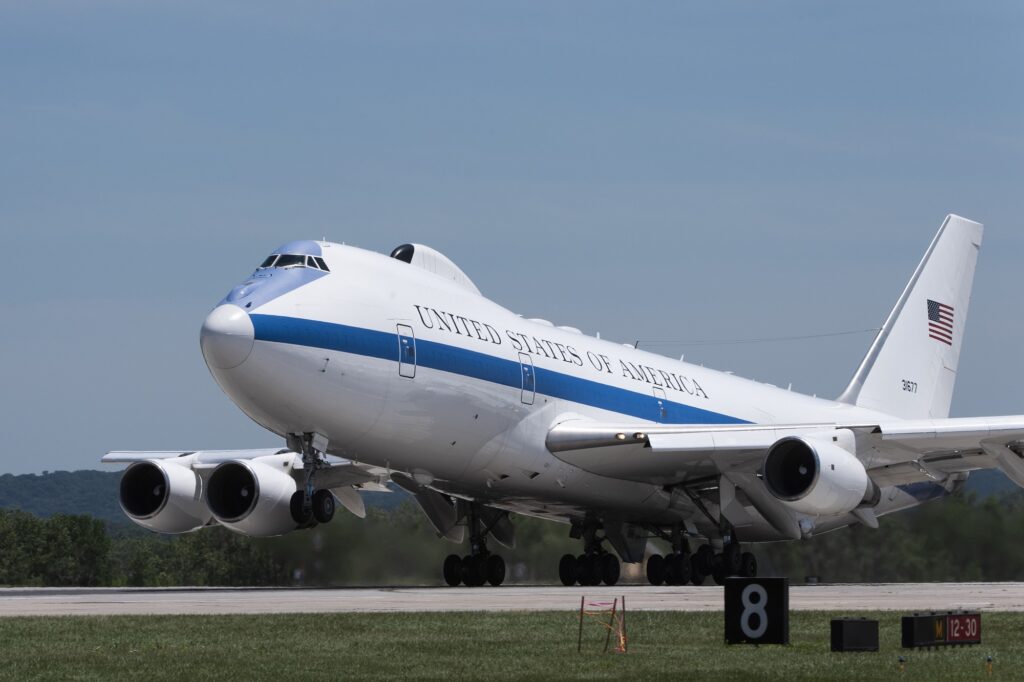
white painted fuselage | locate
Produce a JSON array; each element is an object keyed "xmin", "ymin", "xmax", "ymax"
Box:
[{"xmin": 202, "ymin": 241, "xmax": 933, "ymax": 543}]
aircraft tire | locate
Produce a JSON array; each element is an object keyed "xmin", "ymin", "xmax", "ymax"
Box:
[
  {"xmin": 312, "ymin": 489, "xmax": 335, "ymax": 524},
  {"xmin": 486, "ymin": 554, "xmax": 506, "ymax": 586},
  {"xmin": 579, "ymin": 554, "xmax": 601, "ymax": 586},
  {"xmin": 289, "ymin": 491, "xmax": 312, "ymax": 525},
  {"xmin": 559, "ymin": 554, "xmax": 579, "ymax": 586},
  {"xmin": 695, "ymin": 544, "xmax": 714, "ymax": 575},
  {"xmin": 689, "ymin": 554, "xmax": 706, "ymax": 586},
  {"xmin": 462, "ymin": 555, "xmax": 486, "ymax": 587},
  {"xmin": 668, "ymin": 553, "xmax": 691, "ymax": 585},
  {"xmin": 646, "ymin": 554, "xmax": 665, "ymax": 586},
  {"xmin": 711, "ymin": 555, "xmax": 726, "ymax": 585},
  {"xmin": 600, "ymin": 554, "xmax": 620, "ymax": 586},
  {"xmin": 722, "ymin": 543, "xmax": 742, "ymax": 576},
  {"xmin": 443, "ymin": 554, "xmax": 463, "ymax": 586},
  {"xmin": 740, "ymin": 552, "xmax": 757, "ymax": 578}
]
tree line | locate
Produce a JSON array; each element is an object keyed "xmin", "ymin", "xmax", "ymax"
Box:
[{"xmin": 2, "ymin": 490, "xmax": 1023, "ymax": 587}]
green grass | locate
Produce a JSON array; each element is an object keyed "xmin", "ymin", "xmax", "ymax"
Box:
[{"xmin": 0, "ymin": 611, "xmax": 1019, "ymax": 681}]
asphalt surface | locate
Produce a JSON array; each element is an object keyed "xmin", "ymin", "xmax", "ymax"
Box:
[{"xmin": 1, "ymin": 583, "xmax": 1022, "ymax": 616}]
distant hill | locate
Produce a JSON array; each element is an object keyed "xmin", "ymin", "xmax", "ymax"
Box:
[
  {"xmin": 0, "ymin": 470, "xmax": 125, "ymax": 524},
  {"xmin": 0, "ymin": 469, "xmax": 408, "ymax": 524}
]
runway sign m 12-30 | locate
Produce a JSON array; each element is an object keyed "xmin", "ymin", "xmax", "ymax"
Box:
[
  {"xmin": 901, "ymin": 611, "xmax": 981, "ymax": 648},
  {"xmin": 724, "ymin": 577, "xmax": 789, "ymax": 645}
]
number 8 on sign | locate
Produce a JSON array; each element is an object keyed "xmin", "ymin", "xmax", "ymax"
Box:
[
  {"xmin": 724, "ymin": 577, "xmax": 789, "ymax": 645},
  {"xmin": 740, "ymin": 584, "xmax": 769, "ymax": 639}
]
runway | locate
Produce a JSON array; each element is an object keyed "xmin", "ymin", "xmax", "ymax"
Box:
[{"xmin": 1, "ymin": 583, "xmax": 1023, "ymax": 617}]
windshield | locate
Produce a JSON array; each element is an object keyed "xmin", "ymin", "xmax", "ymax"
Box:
[
  {"xmin": 273, "ymin": 254, "xmax": 306, "ymax": 268},
  {"xmin": 256, "ymin": 253, "xmax": 330, "ymax": 272}
]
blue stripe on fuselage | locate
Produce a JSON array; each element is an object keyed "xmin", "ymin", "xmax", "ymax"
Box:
[{"xmin": 249, "ymin": 314, "xmax": 748, "ymax": 425}]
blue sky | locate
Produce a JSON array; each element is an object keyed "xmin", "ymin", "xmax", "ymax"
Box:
[{"xmin": 1, "ymin": 2, "xmax": 1022, "ymax": 474}]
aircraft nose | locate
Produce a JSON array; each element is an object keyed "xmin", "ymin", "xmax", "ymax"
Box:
[{"xmin": 200, "ymin": 304, "xmax": 255, "ymax": 369}]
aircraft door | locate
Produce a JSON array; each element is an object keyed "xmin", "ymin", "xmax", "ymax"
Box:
[
  {"xmin": 519, "ymin": 352, "xmax": 536, "ymax": 405},
  {"xmin": 653, "ymin": 387, "xmax": 667, "ymax": 422},
  {"xmin": 397, "ymin": 324, "xmax": 416, "ymax": 378}
]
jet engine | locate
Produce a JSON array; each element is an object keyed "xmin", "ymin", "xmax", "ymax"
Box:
[
  {"xmin": 761, "ymin": 432, "xmax": 876, "ymax": 516},
  {"xmin": 206, "ymin": 455, "xmax": 299, "ymax": 537},
  {"xmin": 119, "ymin": 459, "xmax": 211, "ymax": 533}
]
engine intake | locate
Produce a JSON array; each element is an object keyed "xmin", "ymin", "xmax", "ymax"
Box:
[
  {"xmin": 119, "ymin": 460, "xmax": 210, "ymax": 533},
  {"xmin": 762, "ymin": 432, "xmax": 874, "ymax": 516},
  {"xmin": 206, "ymin": 456, "xmax": 299, "ymax": 536}
]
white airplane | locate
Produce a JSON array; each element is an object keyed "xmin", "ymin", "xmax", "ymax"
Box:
[{"xmin": 105, "ymin": 215, "xmax": 1024, "ymax": 588}]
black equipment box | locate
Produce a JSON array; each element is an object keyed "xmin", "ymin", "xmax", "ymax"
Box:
[
  {"xmin": 830, "ymin": 618, "xmax": 879, "ymax": 652},
  {"xmin": 724, "ymin": 577, "xmax": 789, "ymax": 645},
  {"xmin": 901, "ymin": 611, "xmax": 981, "ymax": 648}
]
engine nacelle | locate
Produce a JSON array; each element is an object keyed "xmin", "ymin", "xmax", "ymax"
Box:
[
  {"xmin": 762, "ymin": 432, "xmax": 874, "ymax": 516},
  {"xmin": 206, "ymin": 455, "xmax": 298, "ymax": 537},
  {"xmin": 119, "ymin": 459, "xmax": 211, "ymax": 533}
]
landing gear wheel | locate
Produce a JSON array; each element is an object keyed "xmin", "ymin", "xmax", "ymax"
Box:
[
  {"xmin": 312, "ymin": 489, "xmax": 335, "ymax": 524},
  {"xmin": 486, "ymin": 554, "xmax": 506, "ymax": 586},
  {"xmin": 579, "ymin": 554, "xmax": 601, "ymax": 586},
  {"xmin": 559, "ymin": 554, "xmax": 579, "ymax": 586},
  {"xmin": 695, "ymin": 544, "xmax": 714, "ymax": 575},
  {"xmin": 600, "ymin": 554, "xmax": 620, "ymax": 586},
  {"xmin": 689, "ymin": 553, "xmax": 706, "ymax": 586},
  {"xmin": 646, "ymin": 554, "xmax": 665, "ymax": 586},
  {"xmin": 711, "ymin": 555, "xmax": 726, "ymax": 585},
  {"xmin": 289, "ymin": 491, "xmax": 312, "ymax": 525},
  {"xmin": 462, "ymin": 555, "xmax": 487, "ymax": 587},
  {"xmin": 443, "ymin": 554, "xmax": 463, "ymax": 586},
  {"xmin": 722, "ymin": 543, "xmax": 742, "ymax": 576},
  {"xmin": 740, "ymin": 552, "xmax": 757, "ymax": 578},
  {"xmin": 666, "ymin": 553, "xmax": 691, "ymax": 585},
  {"xmin": 664, "ymin": 553, "xmax": 678, "ymax": 585}
]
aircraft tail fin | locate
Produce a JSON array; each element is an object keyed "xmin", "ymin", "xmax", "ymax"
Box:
[{"xmin": 837, "ymin": 214, "xmax": 983, "ymax": 419}]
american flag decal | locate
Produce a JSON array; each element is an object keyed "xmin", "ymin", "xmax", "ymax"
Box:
[{"xmin": 927, "ymin": 299, "xmax": 954, "ymax": 346}]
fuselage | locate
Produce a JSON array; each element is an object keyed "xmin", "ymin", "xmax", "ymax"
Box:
[{"xmin": 200, "ymin": 239, "xmax": 945, "ymax": 542}]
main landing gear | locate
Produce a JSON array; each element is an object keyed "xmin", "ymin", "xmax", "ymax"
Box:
[
  {"xmin": 442, "ymin": 503, "xmax": 507, "ymax": 587},
  {"xmin": 646, "ymin": 534, "xmax": 757, "ymax": 586},
  {"xmin": 558, "ymin": 522, "xmax": 621, "ymax": 587},
  {"xmin": 288, "ymin": 433, "xmax": 336, "ymax": 527}
]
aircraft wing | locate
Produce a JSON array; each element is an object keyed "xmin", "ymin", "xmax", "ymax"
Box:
[
  {"xmin": 102, "ymin": 449, "xmax": 389, "ymax": 490},
  {"xmin": 102, "ymin": 449, "xmax": 286, "ymax": 464},
  {"xmin": 546, "ymin": 421, "xmax": 837, "ymax": 485},
  {"xmin": 863, "ymin": 416, "xmax": 1024, "ymax": 488},
  {"xmin": 546, "ymin": 416, "xmax": 1024, "ymax": 488}
]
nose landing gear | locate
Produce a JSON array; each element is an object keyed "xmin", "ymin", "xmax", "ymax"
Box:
[{"xmin": 287, "ymin": 432, "xmax": 337, "ymax": 527}]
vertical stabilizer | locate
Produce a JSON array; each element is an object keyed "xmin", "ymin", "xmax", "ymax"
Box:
[{"xmin": 837, "ymin": 215, "xmax": 983, "ymax": 419}]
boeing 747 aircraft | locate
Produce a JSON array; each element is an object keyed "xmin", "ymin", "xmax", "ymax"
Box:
[{"xmin": 105, "ymin": 215, "xmax": 1024, "ymax": 587}]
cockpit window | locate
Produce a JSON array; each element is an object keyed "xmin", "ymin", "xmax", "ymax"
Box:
[
  {"xmin": 273, "ymin": 254, "xmax": 306, "ymax": 268},
  {"xmin": 258, "ymin": 253, "xmax": 329, "ymax": 271}
]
